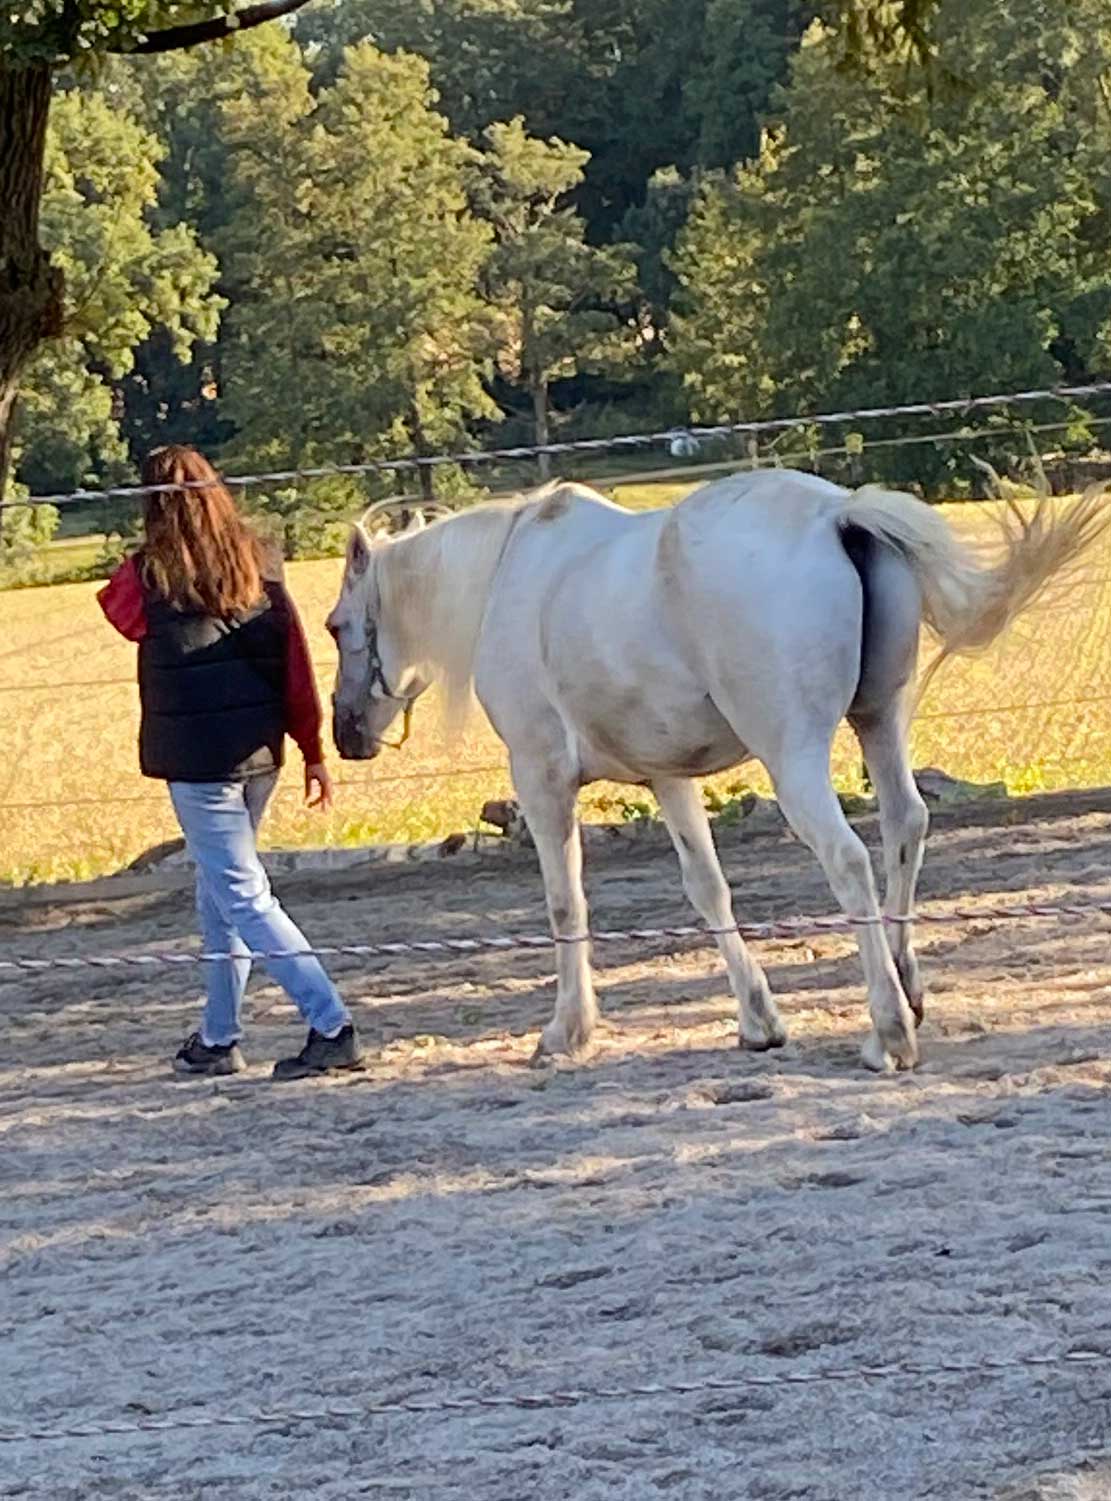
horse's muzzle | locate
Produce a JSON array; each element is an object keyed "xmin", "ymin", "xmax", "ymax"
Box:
[{"xmin": 332, "ymin": 706, "xmax": 382, "ymax": 761}]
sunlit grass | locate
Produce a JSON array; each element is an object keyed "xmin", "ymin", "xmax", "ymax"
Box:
[{"xmin": 2, "ymin": 488, "xmax": 1109, "ymax": 885}]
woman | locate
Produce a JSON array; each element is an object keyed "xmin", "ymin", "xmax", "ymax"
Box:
[{"xmin": 98, "ymin": 445, "xmax": 363, "ymax": 1081}]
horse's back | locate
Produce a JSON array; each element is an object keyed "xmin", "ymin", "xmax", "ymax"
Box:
[
  {"xmin": 663, "ymin": 470, "xmax": 857, "ymax": 610},
  {"xmin": 673, "ymin": 468, "xmax": 850, "ymax": 543}
]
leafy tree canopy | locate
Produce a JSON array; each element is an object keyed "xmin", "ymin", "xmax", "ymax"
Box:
[
  {"xmin": 669, "ymin": 0, "xmax": 1111, "ymax": 488},
  {"xmin": 1, "ymin": 2, "xmax": 309, "ymax": 63},
  {"xmin": 17, "ymin": 86, "xmax": 221, "ymax": 491}
]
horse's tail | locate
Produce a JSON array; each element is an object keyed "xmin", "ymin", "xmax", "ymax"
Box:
[{"xmin": 837, "ymin": 483, "xmax": 1108, "ymax": 686}]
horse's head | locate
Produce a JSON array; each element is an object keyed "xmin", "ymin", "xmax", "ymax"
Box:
[{"xmin": 327, "ymin": 506, "xmax": 435, "ymax": 761}]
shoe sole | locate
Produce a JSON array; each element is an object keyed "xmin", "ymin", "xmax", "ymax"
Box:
[
  {"xmin": 172, "ymin": 1056, "xmax": 247, "ymax": 1077},
  {"xmin": 271, "ymin": 1056, "xmax": 366, "ymax": 1082}
]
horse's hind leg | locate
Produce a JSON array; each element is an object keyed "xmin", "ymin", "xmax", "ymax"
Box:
[
  {"xmin": 770, "ymin": 746, "xmax": 918, "ymax": 1072},
  {"xmin": 512, "ymin": 756, "xmax": 598, "ymax": 1061},
  {"xmin": 654, "ymin": 777, "xmax": 786, "ymax": 1050},
  {"xmin": 851, "ymin": 696, "xmax": 929, "ymax": 1024}
]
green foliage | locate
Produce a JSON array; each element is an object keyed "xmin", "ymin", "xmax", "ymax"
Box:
[
  {"xmin": 475, "ymin": 118, "xmax": 637, "ymax": 452},
  {"xmin": 618, "ymin": 166, "xmax": 705, "ymax": 334},
  {"xmin": 1, "ymin": 3, "xmax": 237, "ymax": 61},
  {"xmin": 243, "ymin": 477, "xmax": 364, "ymax": 560},
  {"xmin": 17, "ymin": 349, "xmax": 127, "ymax": 493},
  {"xmin": 703, "ymin": 782, "xmax": 758, "ymax": 824},
  {"xmin": 92, "ymin": 526, "xmax": 137, "ymax": 575},
  {"xmin": 0, "ymin": 497, "xmax": 60, "ymax": 585},
  {"xmin": 592, "ymin": 790, "xmax": 659, "ymax": 824},
  {"xmin": 686, "ymin": 1, "xmax": 815, "ymax": 171},
  {"xmin": 670, "ymin": 0, "xmax": 1111, "ymax": 490},
  {"xmin": 305, "ymin": 1, "xmax": 807, "ymax": 240},
  {"xmin": 6, "ymin": 0, "xmax": 1111, "ymax": 559},
  {"xmin": 16, "ymin": 86, "xmax": 222, "ymax": 492},
  {"xmin": 216, "ymin": 39, "xmax": 496, "ymax": 480},
  {"xmin": 832, "ymin": 0, "xmax": 940, "ymax": 65},
  {"xmin": 104, "ymin": 30, "xmax": 298, "ymax": 457}
]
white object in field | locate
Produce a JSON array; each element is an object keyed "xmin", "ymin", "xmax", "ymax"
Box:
[
  {"xmin": 669, "ymin": 432, "xmax": 701, "ymax": 460},
  {"xmin": 329, "ymin": 469, "xmax": 1104, "ymax": 1074}
]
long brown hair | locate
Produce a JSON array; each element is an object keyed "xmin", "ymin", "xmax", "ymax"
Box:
[{"xmin": 139, "ymin": 446, "xmax": 265, "ymax": 617}]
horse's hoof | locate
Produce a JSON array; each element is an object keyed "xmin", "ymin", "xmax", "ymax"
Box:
[
  {"xmin": 739, "ymin": 1028, "xmax": 788, "ymax": 1052},
  {"xmin": 532, "ymin": 1020, "xmax": 594, "ymax": 1065},
  {"xmin": 861, "ymin": 1031, "xmax": 918, "ymax": 1073}
]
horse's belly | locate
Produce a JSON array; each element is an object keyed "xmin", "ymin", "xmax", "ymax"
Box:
[{"xmin": 577, "ymin": 695, "xmax": 747, "ymax": 784}]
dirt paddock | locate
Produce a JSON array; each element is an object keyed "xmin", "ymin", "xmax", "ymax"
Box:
[{"xmin": 3, "ymin": 793, "xmax": 1111, "ymax": 1500}]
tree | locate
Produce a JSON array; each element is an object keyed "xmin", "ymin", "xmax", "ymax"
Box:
[
  {"xmin": 304, "ymin": 1, "xmax": 720, "ymax": 238},
  {"xmin": 833, "ymin": 0, "xmax": 940, "ymax": 64},
  {"xmin": 215, "ymin": 42, "xmax": 496, "ymax": 518},
  {"xmin": 97, "ymin": 30, "xmax": 302, "ymax": 462},
  {"xmin": 305, "ymin": 1, "xmax": 709, "ymax": 241},
  {"xmin": 17, "ymin": 87, "xmax": 221, "ymax": 494},
  {"xmin": 0, "ymin": 0, "xmax": 313, "ymax": 497},
  {"xmin": 301, "ymin": 1, "xmax": 577, "ymax": 141},
  {"xmin": 474, "ymin": 118, "xmax": 637, "ymax": 477},
  {"xmin": 686, "ymin": 1, "xmax": 815, "ymax": 172},
  {"xmin": 669, "ymin": 1, "xmax": 1111, "ymax": 490},
  {"xmin": 306, "ymin": 1, "xmax": 943, "ymax": 241},
  {"xmin": 618, "ymin": 166, "xmax": 705, "ymax": 341}
]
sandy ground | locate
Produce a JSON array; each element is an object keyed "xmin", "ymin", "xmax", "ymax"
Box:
[{"xmin": 3, "ymin": 794, "xmax": 1111, "ymax": 1500}]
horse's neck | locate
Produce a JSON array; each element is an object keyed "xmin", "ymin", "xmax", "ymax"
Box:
[{"xmin": 382, "ymin": 503, "xmax": 520, "ymax": 688}]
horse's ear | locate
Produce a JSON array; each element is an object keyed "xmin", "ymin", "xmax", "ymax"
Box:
[{"xmin": 346, "ymin": 525, "xmax": 372, "ymax": 580}]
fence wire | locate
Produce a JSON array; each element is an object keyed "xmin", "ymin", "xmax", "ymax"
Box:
[
  {"xmin": 6, "ymin": 381, "xmax": 1111, "ymax": 513},
  {"xmin": 0, "ymin": 1347, "xmax": 1106, "ymax": 1445},
  {"xmin": 3, "ymin": 892, "xmax": 1111, "ymax": 975}
]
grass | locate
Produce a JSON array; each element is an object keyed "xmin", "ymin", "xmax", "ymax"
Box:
[{"xmin": 2, "ymin": 485, "xmax": 1110, "ymax": 886}]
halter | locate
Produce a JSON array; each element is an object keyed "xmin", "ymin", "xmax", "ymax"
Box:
[{"xmin": 364, "ymin": 618, "xmax": 414, "ymax": 751}]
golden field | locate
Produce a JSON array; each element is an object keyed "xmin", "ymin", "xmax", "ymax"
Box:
[{"xmin": 2, "ymin": 485, "xmax": 1110, "ymax": 886}]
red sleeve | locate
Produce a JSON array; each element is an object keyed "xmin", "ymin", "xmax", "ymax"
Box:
[
  {"xmin": 96, "ymin": 556, "xmax": 147, "ymax": 641},
  {"xmin": 283, "ymin": 592, "xmax": 325, "ymax": 765}
]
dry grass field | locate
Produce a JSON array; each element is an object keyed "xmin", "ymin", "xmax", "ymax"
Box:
[{"xmin": 2, "ymin": 483, "xmax": 1110, "ymax": 886}]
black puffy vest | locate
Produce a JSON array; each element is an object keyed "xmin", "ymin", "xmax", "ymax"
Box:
[{"xmin": 138, "ymin": 582, "xmax": 290, "ymax": 783}]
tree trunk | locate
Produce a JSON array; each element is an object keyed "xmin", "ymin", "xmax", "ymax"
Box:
[
  {"xmin": 531, "ymin": 377, "xmax": 552, "ymax": 482},
  {"xmin": 408, "ymin": 404, "xmax": 436, "ymax": 505},
  {"xmin": 0, "ymin": 394, "xmax": 18, "ymax": 513},
  {"xmin": 0, "ymin": 57, "xmax": 65, "ymax": 507}
]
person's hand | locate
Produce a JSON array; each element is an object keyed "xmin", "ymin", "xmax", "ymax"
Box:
[{"xmin": 304, "ymin": 762, "xmax": 334, "ymax": 811}]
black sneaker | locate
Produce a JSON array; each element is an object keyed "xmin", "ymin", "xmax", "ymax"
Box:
[
  {"xmin": 173, "ymin": 1031, "xmax": 246, "ymax": 1077},
  {"xmin": 272, "ymin": 1024, "xmax": 365, "ymax": 1081}
]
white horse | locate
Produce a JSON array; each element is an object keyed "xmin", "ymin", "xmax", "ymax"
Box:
[{"xmin": 327, "ymin": 469, "xmax": 1104, "ymax": 1071}]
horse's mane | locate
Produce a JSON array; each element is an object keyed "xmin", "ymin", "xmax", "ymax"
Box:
[{"xmin": 372, "ymin": 484, "xmax": 596, "ymax": 724}]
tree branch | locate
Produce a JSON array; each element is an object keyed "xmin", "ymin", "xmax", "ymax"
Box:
[{"xmin": 116, "ymin": 0, "xmax": 313, "ymax": 57}]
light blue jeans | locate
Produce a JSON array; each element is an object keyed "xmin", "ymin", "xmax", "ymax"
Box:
[{"xmin": 168, "ymin": 775, "xmax": 350, "ymax": 1047}]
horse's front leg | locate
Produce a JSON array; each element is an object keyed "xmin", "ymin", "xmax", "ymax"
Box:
[
  {"xmin": 512, "ymin": 758, "xmax": 597, "ymax": 1061},
  {"xmin": 653, "ymin": 777, "xmax": 786, "ymax": 1050}
]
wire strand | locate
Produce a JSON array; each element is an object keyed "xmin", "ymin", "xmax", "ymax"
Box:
[{"xmin": 6, "ymin": 381, "xmax": 1111, "ymax": 512}]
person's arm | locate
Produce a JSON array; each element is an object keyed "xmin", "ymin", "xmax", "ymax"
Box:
[
  {"xmin": 96, "ymin": 556, "xmax": 147, "ymax": 641},
  {"xmin": 282, "ymin": 590, "xmax": 333, "ymax": 809}
]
